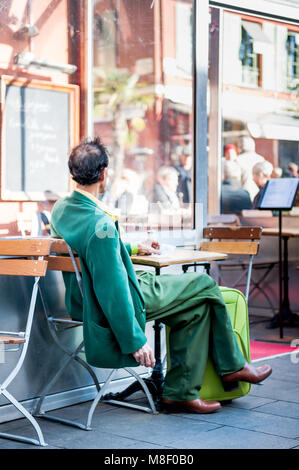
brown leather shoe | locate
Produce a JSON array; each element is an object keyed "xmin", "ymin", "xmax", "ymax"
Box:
[
  {"xmin": 162, "ymin": 398, "xmax": 221, "ymax": 414},
  {"xmin": 222, "ymin": 362, "xmax": 272, "ymax": 392}
]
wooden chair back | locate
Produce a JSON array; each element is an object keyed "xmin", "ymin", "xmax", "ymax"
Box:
[
  {"xmin": 201, "ymin": 226, "xmax": 262, "ymax": 256},
  {"xmin": 47, "ymin": 239, "xmax": 81, "ymax": 273},
  {"xmin": 0, "ymin": 239, "xmax": 51, "ymax": 277}
]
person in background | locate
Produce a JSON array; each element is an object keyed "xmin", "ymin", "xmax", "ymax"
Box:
[
  {"xmin": 175, "ymin": 146, "xmax": 192, "ymax": 204},
  {"xmin": 287, "ymin": 162, "xmax": 299, "ymax": 178},
  {"xmin": 273, "ymin": 167, "xmax": 283, "ymax": 178},
  {"xmin": 109, "ymin": 169, "xmax": 148, "ymax": 216},
  {"xmin": 221, "ymin": 160, "xmax": 252, "ymax": 214},
  {"xmin": 152, "ymin": 166, "xmax": 180, "ymax": 213},
  {"xmin": 224, "ymin": 144, "xmax": 239, "ymax": 161},
  {"xmin": 237, "ymin": 136, "xmax": 265, "ymax": 201},
  {"xmin": 252, "ymin": 160, "xmax": 273, "ymax": 209}
]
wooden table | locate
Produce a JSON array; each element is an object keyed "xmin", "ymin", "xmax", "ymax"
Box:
[
  {"xmin": 262, "ymin": 227, "xmax": 299, "ymax": 335},
  {"xmin": 118, "ymin": 248, "xmax": 228, "ymax": 405},
  {"xmin": 131, "ymin": 249, "xmax": 227, "ymax": 272}
]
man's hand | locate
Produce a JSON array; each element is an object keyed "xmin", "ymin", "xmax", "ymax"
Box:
[
  {"xmin": 132, "ymin": 342, "xmax": 156, "ymax": 368},
  {"xmin": 137, "ymin": 239, "xmax": 161, "ymax": 255}
]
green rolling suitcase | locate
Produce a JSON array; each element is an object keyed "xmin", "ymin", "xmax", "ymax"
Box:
[{"xmin": 200, "ymin": 286, "xmax": 251, "ymax": 402}]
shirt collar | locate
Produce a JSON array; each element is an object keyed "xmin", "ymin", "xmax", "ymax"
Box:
[{"xmin": 74, "ymin": 188, "xmax": 118, "ymax": 221}]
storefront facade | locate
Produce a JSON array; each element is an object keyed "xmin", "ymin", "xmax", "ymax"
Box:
[{"xmin": 0, "ymin": 0, "xmax": 298, "ymax": 236}]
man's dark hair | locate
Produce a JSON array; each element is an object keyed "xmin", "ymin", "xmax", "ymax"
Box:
[{"xmin": 68, "ymin": 137, "xmax": 109, "ymax": 186}]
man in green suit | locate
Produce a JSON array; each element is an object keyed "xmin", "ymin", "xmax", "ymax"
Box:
[{"xmin": 51, "ymin": 138, "xmax": 272, "ymax": 414}]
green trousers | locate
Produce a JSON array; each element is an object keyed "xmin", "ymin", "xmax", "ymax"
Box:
[{"xmin": 137, "ymin": 271, "xmax": 246, "ymax": 402}]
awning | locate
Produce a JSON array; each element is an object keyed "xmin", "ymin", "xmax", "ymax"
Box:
[
  {"xmin": 222, "ymin": 90, "xmax": 299, "ymax": 141},
  {"xmin": 247, "ymin": 114, "xmax": 299, "ymax": 141},
  {"xmin": 164, "ymin": 85, "xmax": 193, "ymax": 107}
]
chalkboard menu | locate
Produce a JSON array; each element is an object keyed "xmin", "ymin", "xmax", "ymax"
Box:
[{"xmin": 0, "ymin": 76, "xmax": 79, "ymax": 200}]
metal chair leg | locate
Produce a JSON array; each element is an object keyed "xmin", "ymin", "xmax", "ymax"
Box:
[
  {"xmin": 33, "ymin": 341, "xmax": 93, "ymax": 416},
  {"xmin": 34, "ymin": 285, "xmax": 101, "ymax": 417},
  {"xmin": 87, "ymin": 368, "xmax": 158, "ymax": 430},
  {"xmin": 0, "ymin": 388, "xmax": 47, "ymax": 447}
]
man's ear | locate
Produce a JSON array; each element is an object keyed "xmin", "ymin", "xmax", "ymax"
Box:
[{"xmin": 99, "ymin": 168, "xmax": 106, "ymax": 182}]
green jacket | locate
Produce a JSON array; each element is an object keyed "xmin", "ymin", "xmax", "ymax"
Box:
[{"xmin": 50, "ymin": 190, "xmax": 147, "ymax": 369}]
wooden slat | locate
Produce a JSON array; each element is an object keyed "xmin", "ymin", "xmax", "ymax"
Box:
[
  {"xmin": 201, "ymin": 241, "xmax": 259, "ymax": 255},
  {"xmin": 50, "ymin": 239, "xmax": 78, "ymax": 256},
  {"xmin": 50, "ymin": 239, "xmax": 70, "ymax": 254},
  {"xmin": 0, "ymin": 259, "xmax": 48, "ymax": 276},
  {"xmin": 46, "ymin": 255, "xmax": 81, "ymax": 273},
  {"xmin": 0, "ymin": 336, "xmax": 26, "ymax": 344},
  {"xmin": 203, "ymin": 226, "xmax": 262, "ymax": 240},
  {"xmin": 0, "ymin": 239, "xmax": 52, "ymax": 256}
]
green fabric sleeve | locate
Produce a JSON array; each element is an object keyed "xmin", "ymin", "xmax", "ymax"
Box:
[{"xmin": 86, "ymin": 225, "xmax": 147, "ymax": 355}]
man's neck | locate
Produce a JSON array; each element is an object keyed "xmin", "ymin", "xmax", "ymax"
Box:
[{"xmin": 76, "ymin": 183, "xmax": 99, "ymax": 199}]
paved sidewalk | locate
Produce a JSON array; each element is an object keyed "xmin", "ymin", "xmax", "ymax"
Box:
[{"xmin": 0, "ymin": 355, "xmax": 299, "ymax": 449}]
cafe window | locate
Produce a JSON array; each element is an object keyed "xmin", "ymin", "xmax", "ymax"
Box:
[
  {"xmin": 286, "ymin": 31, "xmax": 299, "ymax": 91},
  {"xmin": 92, "ymin": 0, "xmax": 194, "ymax": 231},
  {"xmin": 211, "ymin": 10, "xmax": 299, "ymax": 216}
]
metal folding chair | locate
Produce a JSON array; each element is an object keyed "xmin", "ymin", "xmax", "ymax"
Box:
[
  {"xmin": 0, "ymin": 238, "xmax": 52, "ymax": 447},
  {"xmin": 34, "ymin": 239, "xmax": 157, "ymax": 431},
  {"xmin": 200, "ymin": 226, "xmax": 262, "ymax": 303}
]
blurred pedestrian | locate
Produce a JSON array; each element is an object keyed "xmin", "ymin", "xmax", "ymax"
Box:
[
  {"xmin": 252, "ymin": 160, "xmax": 273, "ymax": 209},
  {"xmin": 237, "ymin": 136, "xmax": 265, "ymax": 201},
  {"xmin": 273, "ymin": 167, "xmax": 282, "ymax": 178},
  {"xmin": 224, "ymin": 144, "xmax": 238, "ymax": 161},
  {"xmin": 221, "ymin": 160, "xmax": 252, "ymax": 213},
  {"xmin": 175, "ymin": 146, "xmax": 192, "ymax": 204},
  {"xmin": 287, "ymin": 162, "xmax": 299, "ymax": 178},
  {"xmin": 152, "ymin": 166, "xmax": 180, "ymax": 213}
]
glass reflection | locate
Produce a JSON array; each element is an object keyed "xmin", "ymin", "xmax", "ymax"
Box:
[
  {"xmin": 220, "ymin": 10, "xmax": 299, "ymax": 215},
  {"xmin": 92, "ymin": 0, "xmax": 194, "ymax": 230}
]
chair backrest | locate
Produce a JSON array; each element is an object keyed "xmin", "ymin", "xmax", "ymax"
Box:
[
  {"xmin": 47, "ymin": 239, "xmax": 82, "ymax": 273},
  {"xmin": 201, "ymin": 226, "xmax": 262, "ymax": 256},
  {"xmin": 0, "ymin": 239, "xmax": 51, "ymax": 277},
  {"xmin": 201, "ymin": 226, "xmax": 262, "ymax": 302}
]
